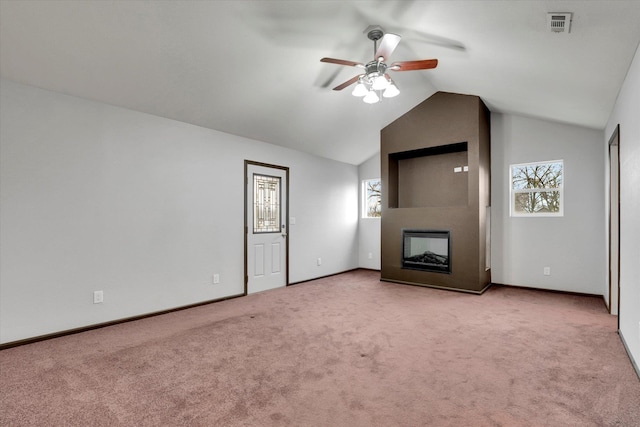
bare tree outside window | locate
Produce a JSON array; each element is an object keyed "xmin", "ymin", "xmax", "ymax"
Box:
[
  {"xmin": 363, "ymin": 179, "xmax": 381, "ymax": 218},
  {"xmin": 511, "ymin": 160, "xmax": 563, "ymax": 216}
]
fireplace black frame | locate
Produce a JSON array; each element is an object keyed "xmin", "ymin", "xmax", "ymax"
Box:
[{"xmin": 401, "ymin": 229, "xmax": 452, "ymax": 274}]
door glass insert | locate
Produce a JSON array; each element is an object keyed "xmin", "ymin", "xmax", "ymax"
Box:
[{"xmin": 253, "ymin": 174, "xmax": 281, "ymax": 233}]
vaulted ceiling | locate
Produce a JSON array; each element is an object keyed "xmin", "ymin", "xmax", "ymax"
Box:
[{"xmin": 2, "ymin": 1, "xmax": 640, "ymax": 165}]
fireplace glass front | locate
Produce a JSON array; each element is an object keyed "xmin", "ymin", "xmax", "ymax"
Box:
[{"xmin": 402, "ymin": 230, "xmax": 451, "ymax": 273}]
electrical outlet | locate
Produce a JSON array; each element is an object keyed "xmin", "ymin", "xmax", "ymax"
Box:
[
  {"xmin": 368, "ymin": 252, "xmax": 373, "ymax": 259},
  {"xmin": 213, "ymin": 274, "xmax": 220, "ymax": 284},
  {"xmin": 93, "ymin": 290, "xmax": 103, "ymax": 304},
  {"xmin": 317, "ymin": 257, "xmax": 322, "ymax": 266},
  {"xmin": 543, "ymin": 267, "xmax": 551, "ymax": 276}
]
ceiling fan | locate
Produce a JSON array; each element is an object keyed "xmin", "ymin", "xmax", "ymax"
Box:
[{"xmin": 320, "ymin": 26, "xmax": 438, "ymax": 104}]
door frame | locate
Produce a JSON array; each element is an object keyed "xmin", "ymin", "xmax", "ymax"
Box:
[
  {"xmin": 608, "ymin": 125, "xmax": 620, "ymax": 325},
  {"xmin": 244, "ymin": 160, "xmax": 289, "ymax": 295}
]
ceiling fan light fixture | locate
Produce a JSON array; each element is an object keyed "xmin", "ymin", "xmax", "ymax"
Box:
[
  {"xmin": 371, "ymin": 74, "xmax": 390, "ymax": 90},
  {"xmin": 363, "ymin": 90, "xmax": 380, "ymax": 104},
  {"xmin": 352, "ymin": 81, "xmax": 368, "ymax": 97},
  {"xmin": 383, "ymin": 83, "xmax": 400, "ymax": 98}
]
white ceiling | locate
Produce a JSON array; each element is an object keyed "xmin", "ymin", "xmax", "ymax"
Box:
[{"xmin": 2, "ymin": 1, "xmax": 640, "ymax": 165}]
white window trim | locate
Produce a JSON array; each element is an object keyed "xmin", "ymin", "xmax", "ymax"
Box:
[
  {"xmin": 510, "ymin": 160, "xmax": 564, "ymax": 217},
  {"xmin": 362, "ymin": 178, "xmax": 381, "ymax": 219}
]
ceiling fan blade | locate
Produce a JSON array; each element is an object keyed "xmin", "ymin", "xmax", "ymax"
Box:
[
  {"xmin": 375, "ymin": 33, "xmax": 401, "ymax": 61},
  {"xmin": 390, "ymin": 59, "xmax": 438, "ymax": 71},
  {"xmin": 321, "ymin": 57, "xmax": 364, "ymax": 68},
  {"xmin": 333, "ymin": 75, "xmax": 361, "ymax": 91}
]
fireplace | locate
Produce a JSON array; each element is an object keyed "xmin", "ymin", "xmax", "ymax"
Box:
[
  {"xmin": 381, "ymin": 92, "xmax": 490, "ymax": 292},
  {"xmin": 402, "ymin": 230, "xmax": 451, "ymax": 274}
]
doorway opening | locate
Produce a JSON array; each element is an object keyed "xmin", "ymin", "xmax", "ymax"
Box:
[{"xmin": 608, "ymin": 125, "xmax": 620, "ymax": 319}]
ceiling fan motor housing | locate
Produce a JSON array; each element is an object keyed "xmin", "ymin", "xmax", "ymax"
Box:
[{"xmin": 365, "ymin": 61, "xmax": 387, "ymax": 81}]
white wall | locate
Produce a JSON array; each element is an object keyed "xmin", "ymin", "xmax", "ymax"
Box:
[
  {"xmin": 605, "ymin": 42, "xmax": 640, "ymax": 371},
  {"xmin": 0, "ymin": 79, "xmax": 358, "ymax": 344},
  {"xmin": 491, "ymin": 113, "xmax": 605, "ymax": 295},
  {"xmin": 357, "ymin": 153, "xmax": 381, "ymax": 270}
]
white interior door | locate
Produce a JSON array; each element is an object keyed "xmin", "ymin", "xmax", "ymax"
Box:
[{"xmin": 246, "ymin": 162, "xmax": 288, "ymax": 294}]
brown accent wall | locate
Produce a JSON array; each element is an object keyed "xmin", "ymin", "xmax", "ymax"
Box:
[
  {"xmin": 398, "ymin": 150, "xmax": 468, "ymax": 208},
  {"xmin": 381, "ymin": 92, "xmax": 491, "ymax": 293}
]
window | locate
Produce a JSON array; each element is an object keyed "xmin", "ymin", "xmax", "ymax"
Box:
[
  {"xmin": 363, "ymin": 178, "xmax": 381, "ymax": 218},
  {"xmin": 510, "ymin": 160, "xmax": 563, "ymax": 216},
  {"xmin": 253, "ymin": 174, "xmax": 281, "ymax": 232}
]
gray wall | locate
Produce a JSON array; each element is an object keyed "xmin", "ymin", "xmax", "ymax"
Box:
[
  {"xmin": 0, "ymin": 79, "xmax": 359, "ymax": 344},
  {"xmin": 605, "ymin": 41, "xmax": 640, "ymax": 371},
  {"xmin": 491, "ymin": 113, "xmax": 605, "ymax": 295},
  {"xmin": 358, "ymin": 153, "xmax": 381, "ymax": 270}
]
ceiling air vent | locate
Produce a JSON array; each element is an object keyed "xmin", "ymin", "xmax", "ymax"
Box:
[{"xmin": 547, "ymin": 13, "xmax": 572, "ymax": 33}]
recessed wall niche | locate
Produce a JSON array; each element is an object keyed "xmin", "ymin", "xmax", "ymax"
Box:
[
  {"xmin": 388, "ymin": 142, "xmax": 468, "ymax": 209},
  {"xmin": 381, "ymin": 91, "xmax": 491, "ymax": 293}
]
